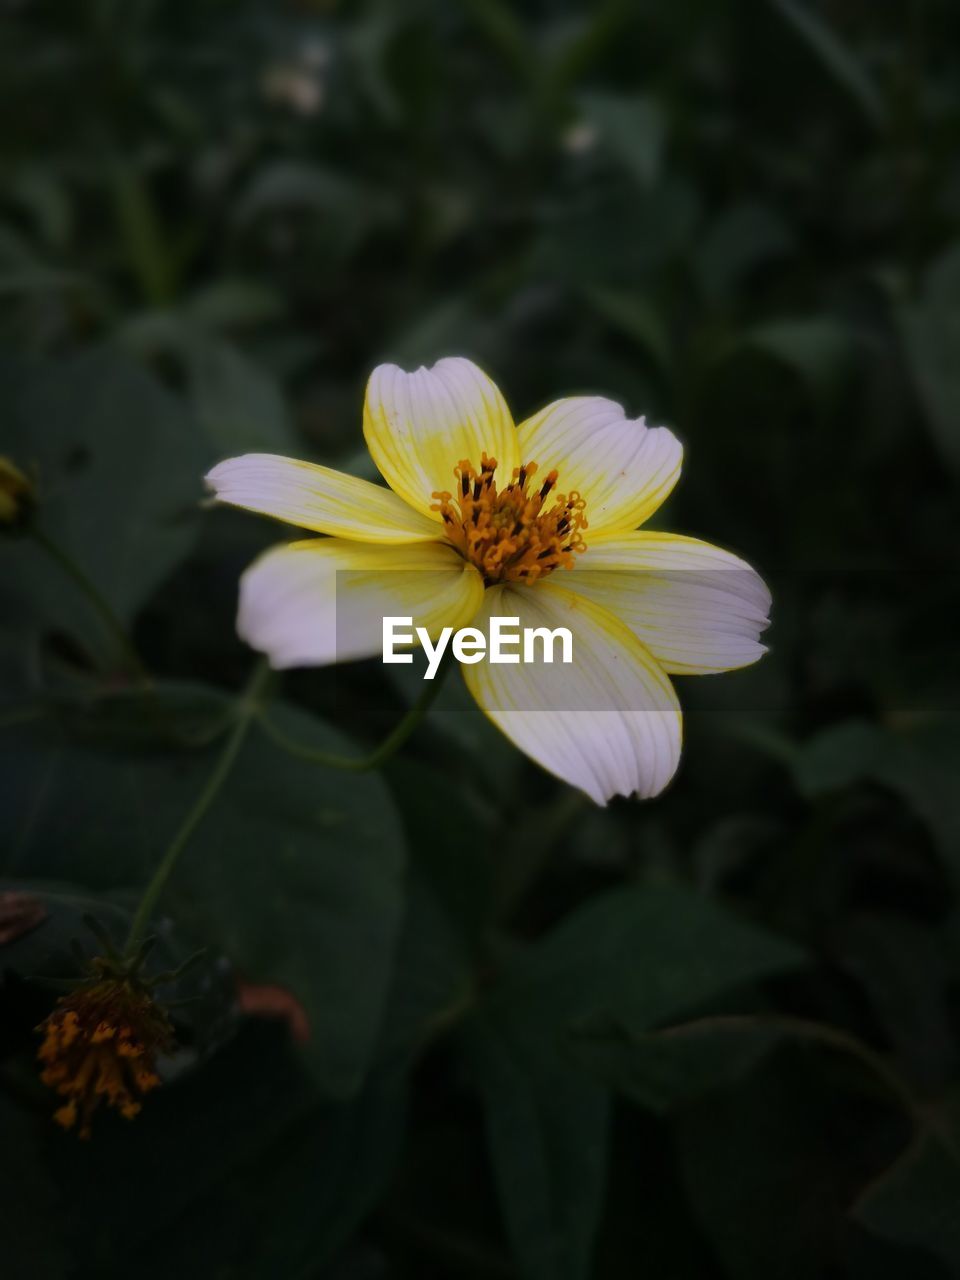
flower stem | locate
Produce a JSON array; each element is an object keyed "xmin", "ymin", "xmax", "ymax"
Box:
[
  {"xmin": 256, "ymin": 656, "xmax": 453, "ymax": 772},
  {"xmin": 123, "ymin": 661, "xmax": 271, "ymax": 955},
  {"xmin": 645, "ymin": 1012, "xmax": 927, "ymax": 1128},
  {"xmin": 110, "ymin": 161, "xmax": 177, "ymax": 307},
  {"xmin": 30, "ymin": 525, "xmax": 148, "ymax": 682}
]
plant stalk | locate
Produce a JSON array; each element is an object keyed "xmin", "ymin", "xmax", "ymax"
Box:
[
  {"xmin": 123, "ymin": 661, "xmax": 271, "ymax": 954},
  {"xmin": 30, "ymin": 525, "xmax": 148, "ymax": 682},
  {"xmin": 256, "ymin": 656, "xmax": 453, "ymax": 772}
]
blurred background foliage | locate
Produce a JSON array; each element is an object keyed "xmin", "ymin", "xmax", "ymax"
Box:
[{"xmin": 2, "ymin": 0, "xmax": 960, "ymax": 1276}]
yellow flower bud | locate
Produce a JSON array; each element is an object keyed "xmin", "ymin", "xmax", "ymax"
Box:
[{"xmin": 0, "ymin": 456, "xmax": 35, "ymax": 530}]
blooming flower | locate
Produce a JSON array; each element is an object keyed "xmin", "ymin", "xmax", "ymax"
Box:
[
  {"xmin": 206, "ymin": 358, "xmax": 770, "ymax": 803},
  {"xmin": 37, "ymin": 970, "xmax": 173, "ymax": 1139}
]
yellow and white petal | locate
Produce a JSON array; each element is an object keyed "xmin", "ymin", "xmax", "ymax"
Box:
[
  {"xmin": 205, "ymin": 453, "xmax": 439, "ymax": 543},
  {"xmin": 563, "ymin": 531, "xmax": 771, "ymax": 675},
  {"xmin": 517, "ymin": 397, "xmax": 682, "ymax": 533},
  {"xmin": 238, "ymin": 538, "xmax": 484, "ymax": 669},
  {"xmin": 363, "ymin": 358, "xmax": 520, "ymax": 519},
  {"xmin": 462, "ymin": 582, "xmax": 682, "ymax": 804}
]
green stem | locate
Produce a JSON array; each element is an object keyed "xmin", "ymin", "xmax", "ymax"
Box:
[
  {"xmin": 652, "ymin": 1013, "xmax": 925, "ymax": 1126},
  {"xmin": 124, "ymin": 662, "xmax": 271, "ymax": 954},
  {"xmin": 257, "ymin": 656, "xmax": 453, "ymax": 772},
  {"xmin": 110, "ymin": 162, "xmax": 176, "ymax": 307},
  {"xmin": 30, "ymin": 526, "xmax": 147, "ymax": 682}
]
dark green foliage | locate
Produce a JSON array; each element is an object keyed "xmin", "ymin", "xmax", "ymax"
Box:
[{"xmin": 2, "ymin": 1, "xmax": 960, "ymax": 1276}]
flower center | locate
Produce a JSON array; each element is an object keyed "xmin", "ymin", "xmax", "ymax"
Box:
[{"xmin": 432, "ymin": 454, "xmax": 588, "ymax": 585}]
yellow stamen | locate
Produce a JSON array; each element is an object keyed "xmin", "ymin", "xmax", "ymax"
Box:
[{"xmin": 432, "ymin": 455, "xmax": 588, "ymax": 585}]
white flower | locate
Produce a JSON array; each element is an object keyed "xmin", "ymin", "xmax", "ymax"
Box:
[{"xmin": 206, "ymin": 358, "xmax": 770, "ymax": 804}]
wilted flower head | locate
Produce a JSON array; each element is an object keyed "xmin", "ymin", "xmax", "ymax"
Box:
[{"xmin": 37, "ymin": 965, "xmax": 173, "ymax": 1139}]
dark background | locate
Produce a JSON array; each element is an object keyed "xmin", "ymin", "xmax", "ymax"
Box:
[{"xmin": 3, "ymin": 1, "xmax": 960, "ymax": 1277}]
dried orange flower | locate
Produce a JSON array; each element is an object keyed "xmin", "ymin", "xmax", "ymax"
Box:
[{"xmin": 37, "ymin": 969, "xmax": 174, "ymax": 1139}]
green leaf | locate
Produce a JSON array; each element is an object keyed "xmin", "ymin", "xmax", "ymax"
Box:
[
  {"xmin": 534, "ymin": 179, "xmax": 699, "ymax": 289},
  {"xmin": 676, "ymin": 1058, "xmax": 869, "ymax": 1280},
  {"xmin": 769, "ymin": 0, "xmax": 885, "ymax": 129},
  {"xmin": 791, "ymin": 719, "xmax": 888, "ymax": 795},
  {"xmin": 792, "ymin": 718, "xmax": 960, "ymax": 882},
  {"xmin": 184, "ymin": 279, "xmax": 285, "ymax": 333},
  {"xmin": 920, "ymin": 244, "xmax": 960, "ymax": 308},
  {"xmin": 374, "ymin": 861, "xmax": 474, "ymax": 1067},
  {"xmin": 571, "ymin": 1019, "xmax": 783, "ymax": 1114},
  {"xmin": 389, "ymin": 657, "xmax": 523, "ymax": 795},
  {"xmin": 584, "ymin": 287, "xmax": 673, "ymax": 375},
  {"xmin": 464, "ymin": 884, "xmax": 805, "ymax": 1280},
  {"xmin": 0, "ymin": 876, "xmax": 235, "ymax": 1052},
  {"xmin": 116, "ymin": 306, "xmax": 297, "ymax": 454},
  {"xmin": 495, "ymin": 881, "xmax": 805, "ymax": 1033},
  {"xmin": 855, "ymin": 1121, "xmax": 960, "ymax": 1271},
  {"xmin": 577, "ymin": 92, "xmax": 665, "ymax": 188},
  {"xmin": 235, "ymin": 160, "xmax": 385, "ymax": 241},
  {"xmin": 900, "ymin": 243, "xmax": 960, "ymax": 476},
  {"xmin": 462, "ymin": 0, "xmax": 531, "ymax": 79},
  {"xmin": 0, "ymin": 1096, "xmax": 69, "ymax": 1279},
  {"xmin": 463, "ymin": 1008, "xmax": 610, "ymax": 1280},
  {"xmin": 184, "ymin": 334, "xmax": 297, "ymax": 454},
  {"xmin": 839, "ymin": 913, "xmax": 958, "ymax": 1087},
  {"xmin": 739, "ymin": 317, "xmax": 852, "ymax": 408},
  {"xmin": 133, "ymin": 1069, "xmax": 408, "ymax": 1280},
  {"xmin": 2, "ymin": 347, "xmax": 205, "ymax": 660},
  {"xmin": 0, "ymin": 683, "xmax": 407, "ymax": 1096},
  {"xmin": 381, "ymin": 761, "xmax": 489, "ymax": 1062},
  {"xmin": 8, "ymin": 167, "xmax": 72, "ymax": 249},
  {"xmin": 695, "ymin": 203, "xmax": 794, "ymax": 302},
  {"xmin": 0, "ymin": 880, "xmax": 132, "ymax": 981},
  {"xmin": 45, "ymin": 1022, "xmax": 319, "ymax": 1271}
]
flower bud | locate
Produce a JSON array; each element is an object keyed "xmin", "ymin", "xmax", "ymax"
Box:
[{"xmin": 0, "ymin": 456, "xmax": 35, "ymax": 531}]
